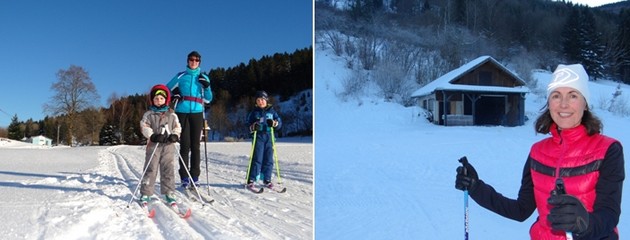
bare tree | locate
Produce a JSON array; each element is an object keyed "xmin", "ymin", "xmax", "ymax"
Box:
[
  {"xmin": 43, "ymin": 65, "xmax": 100, "ymax": 146},
  {"xmin": 115, "ymin": 97, "xmax": 131, "ymax": 144},
  {"xmin": 209, "ymin": 98, "xmax": 230, "ymax": 140},
  {"xmin": 321, "ymin": 30, "xmax": 345, "ymax": 56},
  {"xmin": 78, "ymin": 107, "xmax": 105, "ymax": 145},
  {"xmin": 357, "ymin": 35, "xmax": 381, "ymax": 70}
]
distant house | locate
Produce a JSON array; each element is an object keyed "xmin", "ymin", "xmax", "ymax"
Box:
[
  {"xmin": 411, "ymin": 56, "xmax": 528, "ymax": 126},
  {"xmin": 25, "ymin": 135, "xmax": 53, "ymax": 147}
]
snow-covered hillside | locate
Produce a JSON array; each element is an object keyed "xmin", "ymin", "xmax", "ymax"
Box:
[
  {"xmin": 314, "ymin": 45, "xmax": 630, "ymax": 239},
  {"xmin": 0, "ymin": 138, "xmax": 313, "ymax": 239}
]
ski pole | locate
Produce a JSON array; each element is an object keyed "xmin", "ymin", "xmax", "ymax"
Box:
[
  {"xmin": 459, "ymin": 157, "xmax": 470, "ymax": 240},
  {"xmin": 270, "ymin": 127, "xmax": 282, "ymax": 184},
  {"xmin": 127, "ymin": 126, "xmax": 164, "ymax": 208},
  {"xmin": 464, "ymin": 189, "xmax": 469, "ymax": 240},
  {"xmin": 166, "ymin": 123, "xmax": 208, "ymax": 206},
  {"xmin": 201, "ymin": 87, "xmax": 211, "ymax": 196},
  {"xmin": 174, "ymin": 143, "xmax": 209, "ymax": 206},
  {"xmin": 245, "ymin": 130, "xmax": 257, "ymax": 184}
]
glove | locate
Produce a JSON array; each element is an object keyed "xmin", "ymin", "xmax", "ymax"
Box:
[
  {"xmin": 171, "ymin": 87, "xmax": 181, "ymax": 103},
  {"xmin": 150, "ymin": 133, "xmax": 166, "ymax": 143},
  {"xmin": 198, "ymin": 76, "xmax": 210, "ymax": 88},
  {"xmin": 167, "ymin": 134, "xmax": 179, "ymax": 143},
  {"xmin": 455, "ymin": 156, "xmax": 479, "ymax": 192},
  {"xmin": 172, "ymin": 94, "xmax": 181, "ymax": 103},
  {"xmin": 266, "ymin": 118, "xmax": 274, "ymax": 126},
  {"xmin": 547, "ymin": 194, "xmax": 589, "ymax": 235},
  {"xmin": 249, "ymin": 123, "xmax": 260, "ymax": 132}
]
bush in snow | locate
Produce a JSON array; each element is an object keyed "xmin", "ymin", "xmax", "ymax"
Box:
[
  {"xmin": 605, "ymin": 84, "xmax": 630, "ymax": 117},
  {"xmin": 339, "ymin": 69, "xmax": 368, "ymax": 102},
  {"xmin": 321, "ymin": 30, "xmax": 345, "ymax": 56},
  {"xmin": 373, "ymin": 60, "xmax": 414, "ymax": 105}
]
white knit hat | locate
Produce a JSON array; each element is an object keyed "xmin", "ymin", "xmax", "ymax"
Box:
[{"xmin": 547, "ymin": 64, "xmax": 590, "ymax": 106}]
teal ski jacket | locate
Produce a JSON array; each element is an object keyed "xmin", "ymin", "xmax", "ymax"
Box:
[{"xmin": 166, "ymin": 67, "xmax": 212, "ymax": 113}]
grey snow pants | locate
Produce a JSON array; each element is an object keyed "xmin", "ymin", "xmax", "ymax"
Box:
[{"xmin": 140, "ymin": 142, "xmax": 177, "ymax": 196}]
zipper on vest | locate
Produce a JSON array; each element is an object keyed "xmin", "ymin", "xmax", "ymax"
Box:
[{"xmin": 555, "ymin": 131, "xmax": 564, "ymax": 178}]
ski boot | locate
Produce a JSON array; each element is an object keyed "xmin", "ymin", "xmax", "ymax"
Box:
[
  {"xmin": 165, "ymin": 192, "xmax": 177, "ymax": 206},
  {"xmin": 140, "ymin": 195, "xmax": 151, "ymax": 206}
]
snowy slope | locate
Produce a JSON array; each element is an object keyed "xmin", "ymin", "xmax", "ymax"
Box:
[
  {"xmin": 0, "ymin": 138, "xmax": 313, "ymax": 239},
  {"xmin": 314, "ymin": 47, "xmax": 630, "ymax": 239}
]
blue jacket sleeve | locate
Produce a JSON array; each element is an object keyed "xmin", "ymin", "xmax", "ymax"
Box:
[
  {"xmin": 166, "ymin": 73, "xmax": 181, "ymax": 90},
  {"xmin": 273, "ymin": 110, "xmax": 282, "ymax": 129},
  {"xmin": 246, "ymin": 111, "xmax": 257, "ymax": 126}
]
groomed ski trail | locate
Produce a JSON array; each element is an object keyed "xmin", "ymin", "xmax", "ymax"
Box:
[{"xmin": 104, "ymin": 140, "xmax": 313, "ymax": 239}]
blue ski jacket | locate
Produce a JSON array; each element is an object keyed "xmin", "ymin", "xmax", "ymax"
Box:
[
  {"xmin": 166, "ymin": 67, "xmax": 212, "ymax": 114},
  {"xmin": 247, "ymin": 104, "xmax": 282, "ymax": 133}
]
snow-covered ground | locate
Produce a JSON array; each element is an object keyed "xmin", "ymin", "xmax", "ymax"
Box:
[
  {"xmin": 0, "ymin": 137, "xmax": 312, "ymax": 239},
  {"xmin": 314, "ymin": 46, "xmax": 630, "ymax": 239}
]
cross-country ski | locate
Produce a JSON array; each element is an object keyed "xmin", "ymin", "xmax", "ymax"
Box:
[
  {"xmin": 140, "ymin": 202, "xmax": 156, "ymax": 218},
  {"xmin": 246, "ymin": 183, "xmax": 265, "ymax": 194}
]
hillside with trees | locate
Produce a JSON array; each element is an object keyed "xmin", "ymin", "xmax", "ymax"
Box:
[
  {"xmin": 3, "ymin": 47, "xmax": 312, "ymax": 145},
  {"xmin": 316, "ymin": 0, "xmax": 630, "ymax": 106}
]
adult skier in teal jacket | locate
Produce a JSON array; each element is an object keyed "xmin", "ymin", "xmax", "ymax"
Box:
[{"xmin": 166, "ymin": 51, "xmax": 213, "ymax": 188}]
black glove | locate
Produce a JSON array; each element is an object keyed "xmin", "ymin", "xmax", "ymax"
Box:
[
  {"xmin": 171, "ymin": 87, "xmax": 181, "ymax": 103},
  {"xmin": 167, "ymin": 134, "xmax": 179, "ymax": 143},
  {"xmin": 547, "ymin": 194, "xmax": 590, "ymax": 235},
  {"xmin": 455, "ymin": 156, "xmax": 479, "ymax": 192},
  {"xmin": 150, "ymin": 133, "xmax": 166, "ymax": 143},
  {"xmin": 266, "ymin": 118, "xmax": 274, "ymax": 126},
  {"xmin": 198, "ymin": 76, "xmax": 210, "ymax": 88},
  {"xmin": 249, "ymin": 123, "xmax": 260, "ymax": 132}
]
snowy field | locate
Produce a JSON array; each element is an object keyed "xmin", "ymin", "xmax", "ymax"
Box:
[
  {"xmin": 0, "ymin": 137, "xmax": 313, "ymax": 239},
  {"xmin": 314, "ymin": 46, "xmax": 630, "ymax": 239}
]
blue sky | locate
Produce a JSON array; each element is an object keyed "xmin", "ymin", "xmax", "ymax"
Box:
[{"xmin": 0, "ymin": 0, "xmax": 313, "ymax": 127}]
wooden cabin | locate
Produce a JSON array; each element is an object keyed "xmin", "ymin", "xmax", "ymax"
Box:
[{"xmin": 412, "ymin": 56, "xmax": 528, "ymax": 126}]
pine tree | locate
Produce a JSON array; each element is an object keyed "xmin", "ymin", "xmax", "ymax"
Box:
[
  {"xmin": 7, "ymin": 114, "xmax": 22, "ymax": 140},
  {"xmin": 579, "ymin": 8, "xmax": 605, "ymax": 80},
  {"xmin": 561, "ymin": 8, "xmax": 582, "ymax": 62},
  {"xmin": 614, "ymin": 9, "xmax": 630, "ymax": 84},
  {"xmin": 561, "ymin": 6, "xmax": 605, "ymax": 80}
]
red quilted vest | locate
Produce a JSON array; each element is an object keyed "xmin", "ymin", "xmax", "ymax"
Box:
[{"xmin": 528, "ymin": 124, "xmax": 616, "ymax": 239}]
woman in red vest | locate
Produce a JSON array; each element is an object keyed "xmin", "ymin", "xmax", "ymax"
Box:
[{"xmin": 455, "ymin": 64, "xmax": 624, "ymax": 239}]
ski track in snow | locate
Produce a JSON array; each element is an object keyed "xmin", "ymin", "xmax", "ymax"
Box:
[{"xmin": 0, "ymin": 140, "xmax": 312, "ymax": 239}]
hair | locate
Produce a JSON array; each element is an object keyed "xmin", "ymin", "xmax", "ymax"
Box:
[{"xmin": 534, "ymin": 105, "xmax": 603, "ymax": 135}]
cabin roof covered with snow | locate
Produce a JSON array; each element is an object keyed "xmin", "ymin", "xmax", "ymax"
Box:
[{"xmin": 411, "ymin": 56, "xmax": 529, "ymax": 98}]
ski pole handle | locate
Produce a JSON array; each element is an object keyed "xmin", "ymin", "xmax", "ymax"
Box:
[{"xmin": 552, "ymin": 178, "xmax": 572, "ymax": 240}]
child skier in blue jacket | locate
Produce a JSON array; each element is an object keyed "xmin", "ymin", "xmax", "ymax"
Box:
[{"xmin": 246, "ymin": 90, "xmax": 282, "ymax": 189}]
